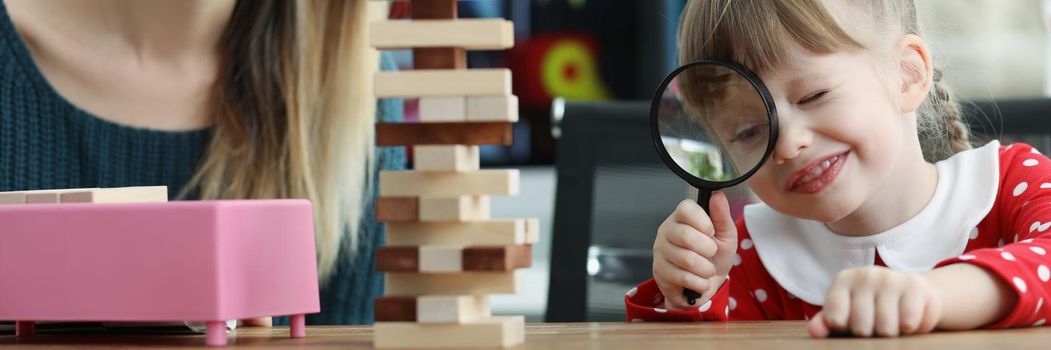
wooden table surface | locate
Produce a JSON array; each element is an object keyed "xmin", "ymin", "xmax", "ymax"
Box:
[{"xmin": 2, "ymin": 321, "xmax": 1049, "ymax": 349}]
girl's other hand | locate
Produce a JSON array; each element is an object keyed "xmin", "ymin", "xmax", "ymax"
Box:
[
  {"xmin": 809, "ymin": 266, "xmax": 943, "ymax": 338},
  {"xmin": 652, "ymin": 191, "xmax": 738, "ymax": 311}
]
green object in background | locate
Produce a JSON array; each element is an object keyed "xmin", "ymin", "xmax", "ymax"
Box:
[{"xmin": 687, "ymin": 151, "xmax": 729, "ymax": 182}]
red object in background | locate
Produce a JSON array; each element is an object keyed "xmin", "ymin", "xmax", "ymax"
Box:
[{"xmin": 508, "ymin": 33, "xmax": 611, "ymax": 109}]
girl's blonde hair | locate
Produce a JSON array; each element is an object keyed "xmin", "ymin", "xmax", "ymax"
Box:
[
  {"xmin": 678, "ymin": 0, "xmax": 971, "ymax": 161},
  {"xmin": 181, "ymin": 0, "xmax": 378, "ymax": 281}
]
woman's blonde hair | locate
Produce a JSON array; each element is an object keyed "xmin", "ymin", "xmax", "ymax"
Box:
[
  {"xmin": 181, "ymin": 0, "xmax": 377, "ymax": 281},
  {"xmin": 678, "ymin": 0, "xmax": 971, "ymax": 161}
]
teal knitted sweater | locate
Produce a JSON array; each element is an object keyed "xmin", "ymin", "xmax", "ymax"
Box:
[{"xmin": 0, "ymin": 2, "xmax": 404, "ymax": 325}]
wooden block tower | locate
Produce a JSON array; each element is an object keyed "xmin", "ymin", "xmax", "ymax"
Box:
[{"xmin": 369, "ymin": 1, "xmax": 536, "ymax": 348}]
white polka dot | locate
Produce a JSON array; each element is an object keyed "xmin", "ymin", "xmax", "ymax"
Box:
[
  {"xmin": 1023, "ymin": 239, "xmax": 1036, "ymax": 243},
  {"xmin": 1031, "ymin": 222, "xmax": 1042, "ymax": 233},
  {"xmin": 959, "ymin": 255, "xmax": 977, "ymax": 261},
  {"xmin": 1035, "ymin": 319, "xmax": 1046, "ymax": 327},
  {"xmin": 1032, "ymin": 247, "xmax": 1047, "ymax": 256},
  {"xmin": 728, "ymin": 297, "xmax": 738, "ymax": 310},
  {"xmin": 733, "ymin": 254, "xmax": 742, "ymax": 266},
  {"xmin": 740, "ymin": 239, "xmax": 754, "ymax": 250},
  {"xmin": 969, "ymin": 227, "xmax": 980, "ymax": 240},
  {"xmin": 1033, "ymin": 148, "xmax": 1043, "ymax": 155},
  {"xmin": 1003, "ymin": 251, "xmax": 1017, "ymax": 261},
  {"xmin": 1014, "ymin": 182, "xmax": 1029, "ymax": 197},
  {"xmin": 725, "ymin": 306, "xmax": 729, "ymax": 318},
  {"xmin": 1014, "ymin": 277, "xmax": 1028, "ymax": 293},
  {"xmin": 1040, "ymin": 265, "xmax": 1050, "ymax": 282},
  {"xmin": 631, "ymin": 318, "xmax": 645, "ymax": 323},
  {"xmin": 1041, "ymin": 222, "xmax": 1051, "ymax": 232},
  {"xmin": 1023, "ymin": 159, "xmax": 1040, "ymax": 167},
  {"xmin": 1041, "ymin": 183, "xmax": 1051, "ymax": 189},
  {"xmin": 1037, "ymin": 298, "xmax": 1045, "ymax": 315},
  {"xmin": 1023, "ymin": 201, "xmax": 1032, "ymax": 208},
  {"xmin": 654, "ymin": 308, "xmax": 667, "ymax": 314},
  {"xmin": 1015, "ymin": 234, "xmax": 1020, "ymax": 243},
  {"xmin": 627, "ymin": 287, "xmax": 638, "ymax": 297},
  {"xmin": 755, "ymin": 289, "xmax": 768, "ymax": 302},
  {"xmin": 698, "ymin": 299, "xmax": 713, "ymax": 312}
]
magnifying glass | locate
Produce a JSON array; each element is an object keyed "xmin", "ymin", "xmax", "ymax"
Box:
[{"xmin": 650, "ymin": 60, "xmax": 779, "ymax": 305}]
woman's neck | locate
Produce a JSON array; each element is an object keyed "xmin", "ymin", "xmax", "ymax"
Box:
[
  {"xmin": 6, "ymin": 0, "xmax": 235, "ymax": 60},
  {"xmin": 825, "ymin": 119, "xmax": 941, "ymax": 237}
]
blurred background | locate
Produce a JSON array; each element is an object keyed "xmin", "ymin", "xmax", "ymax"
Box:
[{"xmin": 379, "ymin": 0, "xmax": 1051, "ymax": 322}]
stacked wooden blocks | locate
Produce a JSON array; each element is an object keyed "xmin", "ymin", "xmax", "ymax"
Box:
[{"xmin": 370, "ymin": 1, "xmax": 536, "ymax": 348}]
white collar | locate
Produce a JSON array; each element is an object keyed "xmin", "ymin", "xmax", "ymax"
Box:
[{"xmin": 744, "ymin": 141, "xmax": 1000, "ymax": 305}]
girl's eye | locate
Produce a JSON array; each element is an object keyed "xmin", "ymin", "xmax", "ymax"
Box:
[
  {"xmin": 733, "ymin": 124, "xmax": 767, "ymax": 144},
  {"xmin": 798, "ymin": 90, "xmax": 828, "ymax": 105}
]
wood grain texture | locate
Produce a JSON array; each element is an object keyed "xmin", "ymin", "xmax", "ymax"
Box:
[
  {"xmin": 375, "ymin": 245, "xmax": 532, "ymax": 273},
  {"xmin": 373, "ymin": 295, "xmax": 490, "ymax": 323},
  {"xmin": 5, "ymin": 322, "xmax": 1051, "ymax": 349},
  {"xmin": 385, "ymin": 219, "xmax": 540, "ymax": 246},
  {"xmin": 413, "ymin": 47, "xmax": 466, "ymax": 70},
  {"xmin": 376, "ymin": 122, "xmax": 513, "ymax": 146},
  {"xmin": 375, "ymin": 197, "xmax": 419, "ymax": 222},
  {"xmin": 378, "ymin": 169, "xmax": 518, "ymax": 197},
  {"xmin": 411, "ymin": 0, "xmax": 456, "ymax": 20},
  {"xmin": 375, "ymin": 316, "xmax": 523, "ymax": 348},
  {"xmin": 384, "ymin": 271, "xmax": 518, "ymax": 296},
  {"xmin": 369, "ymin": 20, "xmax": 513, "ymax": 50},
  {"xmin": 374, "ymin": 69, "xmax": 511, "ymax": 98}
]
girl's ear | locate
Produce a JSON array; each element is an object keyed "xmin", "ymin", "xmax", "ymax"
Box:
[{"xmin": 897, "ymin": 34, "xmax": 933, "ymax": 114}]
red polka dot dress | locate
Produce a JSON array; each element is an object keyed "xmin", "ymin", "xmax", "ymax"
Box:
[{"xmin": 626, "ymin": 141, "xmax": 1051, "ymax": 328}]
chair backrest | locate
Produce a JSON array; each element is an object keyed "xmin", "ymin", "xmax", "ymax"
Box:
[{"xmin": 545, "ymin": 98, "xmax": 1051, "ymax": 322}]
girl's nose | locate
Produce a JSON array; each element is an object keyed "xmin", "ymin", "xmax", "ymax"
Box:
[{"xmin": 771, "ymin": 113, "xmax": 812, "ymax": 165}]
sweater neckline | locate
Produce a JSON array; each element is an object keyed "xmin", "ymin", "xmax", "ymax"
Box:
[{"xmin": 0, "ymin": 1, "xmax": 211, "ymax": 139}]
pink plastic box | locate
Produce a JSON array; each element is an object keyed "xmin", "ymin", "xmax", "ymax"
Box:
[{"xmin": 0, "ymin": 200, "xmax": 320, "ymax": 346}]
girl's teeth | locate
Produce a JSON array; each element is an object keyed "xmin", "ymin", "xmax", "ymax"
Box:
[{"xmin": 798, "ymin": 155, "xmax": 839, "ymax": 185}]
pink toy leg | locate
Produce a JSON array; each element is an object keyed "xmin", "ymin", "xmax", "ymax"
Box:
[
  {"xmin": 15, "ymin": 321, "xmax": 34, "ymax": 336},
  {"xmin": 205, "ymin": 321, "xmax": 227, "ymax": 346},
  {"xmin": 290, "ymin": 314, "xmax": 306, "ymax": 338}
]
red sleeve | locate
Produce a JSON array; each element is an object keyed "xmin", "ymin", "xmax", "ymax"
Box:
[
  {"xmin": 936, "ymin": 143, "xmax": 1051, "ymax": 328},
  {"xmin": 624, "ymin": 218, "xmax": 774, "ymax": 321}
]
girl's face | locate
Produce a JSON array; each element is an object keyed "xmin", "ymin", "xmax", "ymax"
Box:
[{"xmin": 746, "ymin": 43, "xmax": 912, "ymax": 223}]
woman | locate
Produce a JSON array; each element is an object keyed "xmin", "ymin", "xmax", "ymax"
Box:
[{"xmin": 0, "ymin": 0, "xmax": 403, "ymax": 324}]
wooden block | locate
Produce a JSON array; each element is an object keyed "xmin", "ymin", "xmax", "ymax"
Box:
[
  {"xmin": 413, "ymin": 47, "xmax": 466, "ymax": 69},
  {"xmin": 467, "ymin": 95, "xmax": 519, "ymax": 122},
  {"xmin": 385, "ymin": 271, "xmax": 518, "ymax": 296},
  {"xmin": 417, "ymin": 295, "xmax": 490, "ymax": 324},
  {"xmin": 370, "ymin": 20, "xmax": 514, "ymax": 50},
  {"xmin": 59, "ymin": 186, "xmax": 168, "ymax": 203},
  {"xmin": 376, "ymin": 246, "xmax": 419, "ymax": 271},
  {"xmin": 374, "ymin": 296, "xmax": 417, "ymax": 322},
  {"xmin": 411, "ymin": 0, "xmax": 456, "ymax": 19},
  {"xmin": 374, "ymin": 69, "xmax": 511, "ymax": 98},
  {"xmin": 376, "ymin": 122, "xmax": 512, "ymax": 146},
  {"xmin": 375, "ymin": 197, "xmax": 419, "ymax": 222},
  {"xmin": 418, "ymin": 195, "xmax": 489, "ymax": 221},
  {"xmin": 463, "ymin": 245, "xmax": 533, "ymax": 271},
  {"xmin": 418, "ymin": 96, "xmax": 466, "ymax": 122},
  {"xmin": 385, "ymin": 219, "xmax": 540, "ymax": 246},
  {"xmin": 374, "ymin": 295, "xmax": 491, "ymax": 323},
  {"xmin": 25, "ymin": 192, "xmax": 61, "ymax": 204},
  {"xmin": 380, "ymin": 169, "xmax": 518, "ymax": 197},
  {"xmin": 375, "ymin": 316, "xmax": 524, "ymax": 348},
  {"xmin": 414, "ymin": 145, "xmax": 479, "ymax": 171},
  {"xmin": 0, "ymin": 188, "xmax": 98, "ymax": 205},
  {"xmin": 419, "ymin": 245, "xmax": 462, "ymax": 272},
  {"xmin": 376, "ymin": 245, "xmax": 531, "ymax": 273}
]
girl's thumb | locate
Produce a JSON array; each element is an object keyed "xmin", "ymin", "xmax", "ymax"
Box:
[{"xmin": 708, "ymin": 191, "xmax": 737, "ymax": 245}]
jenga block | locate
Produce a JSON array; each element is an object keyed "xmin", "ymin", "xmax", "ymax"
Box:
[
  {"xmin": 375, "ymin": 197, "xmax": 419, "ymax": 222},
  {"xmin": 376, "ymin": 122, "xmax": 512, "ymax": 146},
  {"xmin": 376, "ymin": 245, "xmax": 531, "ymax": 272},
  {"xmin": 379, "ymin": 169, "xmax": 518, "ymax": 197},
  {"xmin": 413, "ymin": 47, "xmax": 466, "ymax": 69},
  {"xmin": 385, "ymin": 219, "xmax": 540, "ymax": 246},
  {"xmin": 411, "ymin": 0, "xmax": 456, "ymax": 19},
  {"xmin": 467, "ymin": 95, "xmax": 519, "ymax": 122},
  {"xmin": 417, "ymin": 295, "xmax": 490, "ymax": 324},
  {"xmin": 60, "ymin": 186, "xmax": 168, "ymax": 203},
  {"xmin": 376, "ymin": 246, "xmax": 418, "ymax": 271},
  {"xmin": 418, "ymin": 97, "xmax": 466, "ymax": 122},
  {"xmin": 418, "ymin": 195, "xmax": 489, "ymax": 221},
  {"xmin": 25, "ymin": 192, "xmax": 61, "ymax": 204},
  {"xmin": 419, "ymin": 245, "xmax": 462, "ymax": 272},
  {"xmin": 463, "ymin": 245, "xmax": 533, "ymax": 271},
  {"xmin": 414, "ymin": 145, "xmax": 479, "ymax": 171},
  {"xmin": 369, "ymin": 20, "xmax": 514, "ymax": 50},
  {"xmin": 374, "ymin": 296, "xmax": 417, "ymax": 323},
  {"xmin": 374, "ymin": 69, "xmax": 511, "ymax": 98},
  {"xmin": 374, "ymin": 316, "xmax": 524, "ymax": 348},
  {"xmin": 385, "ymin": 271, "xmax": 518, "ymax": 296},
  {"xmin": 374, "ymin": 295, "xmax": 492, "ymax": 323},
  {"xmin": 0, "ymin": 188, "xmax": 98, "ymax": 205}
]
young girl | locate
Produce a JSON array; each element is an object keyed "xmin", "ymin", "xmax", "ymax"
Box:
[
  {"xmin": 627, "ymin": 0, "xmax": 1051, "ymax": 338},
  {"xmin": 0, "ymin": 0, "xmax": 402, "ymax": 325}
]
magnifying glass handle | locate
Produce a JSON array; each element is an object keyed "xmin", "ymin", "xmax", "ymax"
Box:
[{"xmin": 682, "ymin": 190, "xmax": 712, "ymax": 305}]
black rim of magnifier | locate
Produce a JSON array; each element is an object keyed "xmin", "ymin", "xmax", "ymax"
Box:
[{"xmin": 649, "ymin": 59, "xmax": 779, "ymax": 189}]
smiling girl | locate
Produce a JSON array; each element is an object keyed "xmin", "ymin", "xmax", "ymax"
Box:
[{"xmin": 627, "ymin": 0, "xmax": 1051, "ymax": 338}]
